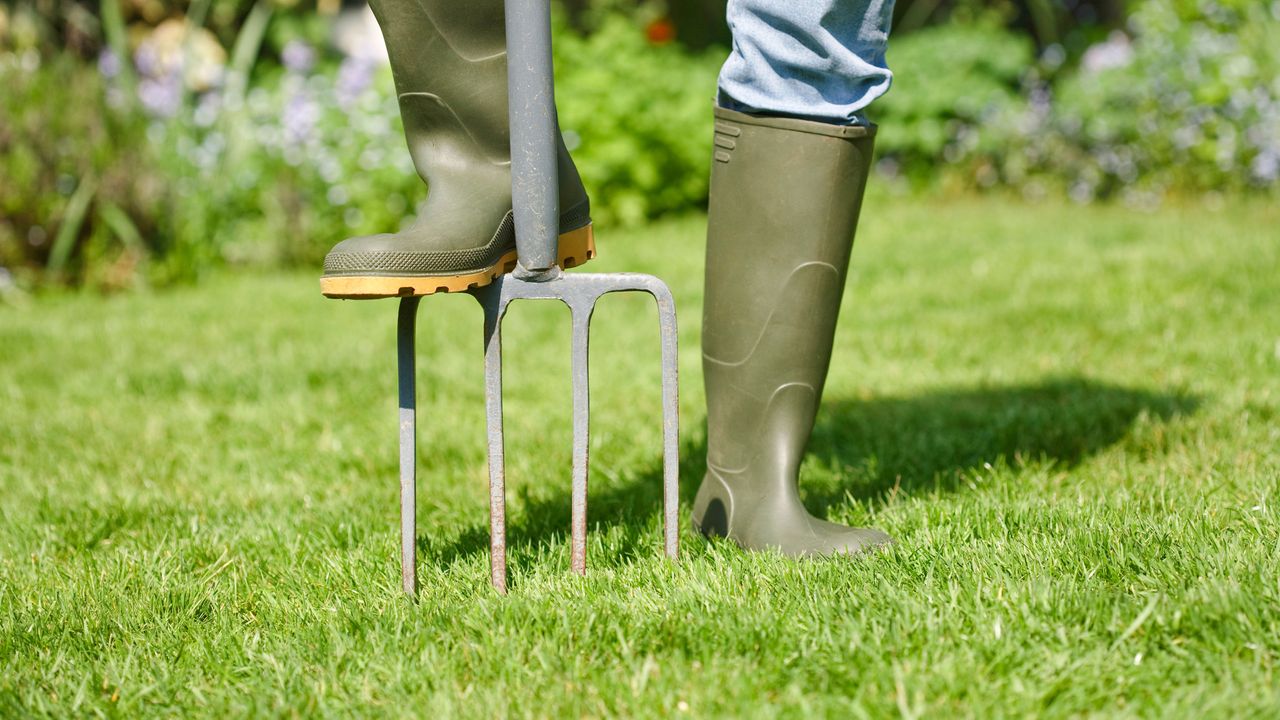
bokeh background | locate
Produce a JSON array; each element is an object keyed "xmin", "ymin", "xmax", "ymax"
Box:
[
  {"xmin": 4, "ymin": 4, "xmax": 1280, "ymax": 716},
  {"xmin": 1, "ymin": 0, "xmax": 1276, "ymax": 293}
]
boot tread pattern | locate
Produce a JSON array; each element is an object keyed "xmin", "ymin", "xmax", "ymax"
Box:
[{"xmin": 320, "ymin": 224, "xmax": 595, "ymax": 299}]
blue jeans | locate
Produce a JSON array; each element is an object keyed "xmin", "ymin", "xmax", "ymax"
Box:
[{"xmin": 717, "ymin": 0, "xmax": 895, "ymax": 125}]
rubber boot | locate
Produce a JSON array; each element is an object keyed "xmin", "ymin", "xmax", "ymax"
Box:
[
  {"xmin": 320, "ymin": 0, "xmax": 593, "ymax": 299},
  {"xmin": 691, "ymin": 107, "xmax": 894, "ymax": 557}
]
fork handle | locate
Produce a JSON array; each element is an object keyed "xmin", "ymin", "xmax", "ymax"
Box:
[{"xmin": 505, "ymin": 0, "xmax": 559, "ymax": 272}]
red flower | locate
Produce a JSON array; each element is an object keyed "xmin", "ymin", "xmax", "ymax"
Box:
[{"xmin": 645, "ymin": 17, "xmax": 676, "ymax": 45}]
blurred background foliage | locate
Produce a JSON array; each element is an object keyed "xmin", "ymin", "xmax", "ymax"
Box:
[{"xmin": 0, "ymin": 0, "xmax": 1276, "ymax": 291}]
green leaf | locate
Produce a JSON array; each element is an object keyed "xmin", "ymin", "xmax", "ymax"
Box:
[{"xmin": 46, "ymin": 176, "xmax": 97, "ymax": 275}]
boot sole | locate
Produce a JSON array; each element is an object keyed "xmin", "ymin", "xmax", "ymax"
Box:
[{"xmin": 319, "ymin": 224, "xmax": 595, "ymax": 299}]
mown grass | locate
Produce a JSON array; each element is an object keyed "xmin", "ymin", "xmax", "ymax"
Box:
[{"xmin": 1, "ymin": 194, "xmax": 1278, "ymax": 717}]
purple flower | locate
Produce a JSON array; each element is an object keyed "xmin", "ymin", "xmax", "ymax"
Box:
[
  {"xmin": 1040, "ymin": 44, "xmax": 1066, "ymax": 71},
  {"xmin": 138, "ymin": 72, "xmax": 184, "ymax": 118},
  {"xmin": 335, "ymin": 56, "xmax": 376, "ymax": 105},
  {"xmin": 1028, "ymin": 85, "xmax": 1052, "ymax": 118},
  {"xmin": 98, "ymin": 50, "xmax": 121, "ymax": 79},
  {"xmin": 194, "ymin": 91, "xmax": 223, "ymax": 127},
  {"xmin": 134, "ymin": 44, "xmax": 161, "ymax": 78},
  {"xmin": 283, "ymin": 90, "xmax": 321, "ymax": 148},
  {"xmin": 1252, "ymin": 149, "xmax": 1279, "ymax": 184},
  {"xmin": 1081, "ymin": 31, "xmax": 1135, "ymax": 75},
  {"xmin": 1069, "ymin": 180, "xmax": 1096, "ymax": 204},
  {"xmin": 282, "ymin": 40, "xmax": 316, "ymax": 75}
]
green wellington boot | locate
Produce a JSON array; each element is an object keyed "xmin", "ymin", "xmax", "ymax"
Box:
[
  {"xmin": 691, "ymin": 107, "xmax": 894, "ymax": 557},
  {"xmin": 320, "ymin": 0, "xmax": 593, "ymax": 299}
]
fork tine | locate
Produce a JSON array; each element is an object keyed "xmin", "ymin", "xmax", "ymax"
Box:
[
  {"xmin": 466, "ymin": 272, "xmax": 677, "ymax": 590},
  {"xmin": 480, "ymin": 287, "xmax": 508, "ymax": 594},
  {"xmin": 651, "ymin": 287, "xmax": 681, "ymax": 561},
  {"xmin": 570, "ymin": 303, "xmax": 592, "ymax": 575},
  {"xmin": 397, "ymin": 296, "xmax": 421, "ymax": 597}
]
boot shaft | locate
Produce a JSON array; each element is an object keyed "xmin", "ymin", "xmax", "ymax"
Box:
[
  {"xmin": 364, "ymin": 0, "xmax": 589, "ymax": 229},
  {"xmin": 368, "ymin": 0, "xmax": 511, "ymax": 172},
  {"xmin": 702, "ymin": 107, "xmax": 876, "ymax": 475}
]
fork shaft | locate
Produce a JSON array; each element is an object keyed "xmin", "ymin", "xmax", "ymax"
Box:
[{"xmin": 505, "ymin": 0, "xmax": 559, "ymax": 271}]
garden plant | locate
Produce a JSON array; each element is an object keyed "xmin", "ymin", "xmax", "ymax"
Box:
[{"xmin": 1, "ymin": 0, "xmax": 1278, "ymax": 716}]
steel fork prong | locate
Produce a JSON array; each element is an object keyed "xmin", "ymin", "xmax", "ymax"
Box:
[
  {"xmin": 650, "ymin": 284, "xmax": 681, "ymax": 561},
  {"xmin": 397, "ymin": 296, "xmax": 421, "ymax": 597},
  {"xmin": 480, "ymin": 288, "xmax": 509, "ymax": 594},
  {"xmin": 469, "ymin": 273, "xmax": 678, "ymax": 591},
  {"xmin": 569, "ymin": 302, "xmax": 593, "ymax": 575}
]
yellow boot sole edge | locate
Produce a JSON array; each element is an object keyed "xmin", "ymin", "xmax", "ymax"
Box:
[{"xmin": 320, "ymin": 224, "xmax": 596, "ymax": 300}]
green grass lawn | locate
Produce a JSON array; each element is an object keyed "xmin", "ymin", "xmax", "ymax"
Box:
[{"xmin": 2, "ymin": 194, "xmax": 1278, "ymax": 717}]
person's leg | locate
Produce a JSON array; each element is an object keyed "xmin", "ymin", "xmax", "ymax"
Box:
[
  {"xmin": 692, "ymin": 0, "xmax": 895, "ymax": 555},
  {"xmin": 718, "ymin": 0, "xmax": 894, "ymax": 125}
]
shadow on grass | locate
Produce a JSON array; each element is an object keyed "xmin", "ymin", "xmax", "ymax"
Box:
[
  {"xmin": 803, "ymin": 377, "xmax": 1197, "ymax": 514},
  {"xmin": 423, "ymin": 377, "xmax": 1197, "ymax": 574}
]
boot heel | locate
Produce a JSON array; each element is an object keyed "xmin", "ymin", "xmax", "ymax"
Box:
[{"xmin": 558, "ymin": 223, "xmax": 596, "ymax": 269}]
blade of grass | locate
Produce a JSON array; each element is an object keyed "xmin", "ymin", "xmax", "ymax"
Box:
[
  {"xmin": 1025, "ymin": 0, "xmax": 1062, "ymax": 45},
  {"xmin": 97, "ymin": 200, "xmax": 146, "ymax": 253},
  {"xmin": 223, "ymin": 0, "xmax": 275, "ymax": 111},
  {"xmin": 46, "ymin": 176, "xmax": 97, "ymax": 276},
  {"xmin": 99, "ymin": 0, "xmax": 137, "ymax": 92}
]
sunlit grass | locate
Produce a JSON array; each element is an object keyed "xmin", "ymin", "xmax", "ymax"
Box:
[{"xmin": 2, "ymin": 194, "xmax": 1278, "ymax": 716}]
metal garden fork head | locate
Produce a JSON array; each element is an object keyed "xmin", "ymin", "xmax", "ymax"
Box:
[
  {"xmin": 470, "ymin": 269, "xmax": 680, "ymax": 595},
  {"xmin": 394, "ymin": 0, "xmax": 679, "ymax": 597}
]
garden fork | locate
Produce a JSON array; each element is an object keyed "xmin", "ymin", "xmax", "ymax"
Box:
[{"xmin": 395, "ymin": 0, "xmax": 680, "ymax": 596}]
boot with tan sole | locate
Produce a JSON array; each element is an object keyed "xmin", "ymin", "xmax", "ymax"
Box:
[{"xmin": 320, "ymin": 0, "xmax": 593, "ymax": 299}]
